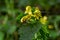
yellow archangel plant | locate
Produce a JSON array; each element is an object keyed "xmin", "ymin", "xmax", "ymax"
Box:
[{"xmin": 21, "ymin": 6, "xmax": 47, "ymax": 24}]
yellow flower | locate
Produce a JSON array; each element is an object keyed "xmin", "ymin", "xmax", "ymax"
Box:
[
  {"xmin": 21, "ymin": 15, "xmax": 31, "ymax": 23},
  {"xmin": 34, "ymin": 7, "xmax": 40, "ymax": 13},
  {"xmin": 40, "ymin": 16, "xmax": 47, "ymax": 24},
  {"xmin": 34, "ymin": 7, "xmax": 42, "ymax": 20},
  {"xmin": 48, "ymin": 25, "xmax": 54, "ymax": 29},
  {"xmin": 25, "ymin": 6, "xmax": 32, "ymax": 15}
]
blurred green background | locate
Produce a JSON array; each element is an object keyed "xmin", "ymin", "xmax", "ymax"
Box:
[{"xmin": 0, "ymin": 0, "xmax": 60, "ymax": 40}]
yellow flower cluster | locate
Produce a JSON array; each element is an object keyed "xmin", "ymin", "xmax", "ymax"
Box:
[
  {"xmin": 34, "ymin": 7, "xmax": 42, "ymax": 20},
  {"xmin": 21, "ymin": 6, "xmax": 48, "ymax": 24},
  {"xmin": 40, "ymin": 16, "xmax": 47, "ymax": 24},
  {"xmin": 21, "ymin": 6, "xmax": 42, "ymax": 23},
  {"xmin": 21, "ymin": 6, "xmax": 32, "ymax": 23}
]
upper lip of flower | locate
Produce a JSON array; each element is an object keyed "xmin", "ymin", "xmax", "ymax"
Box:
[{"xmin": 25, "ymin": 6, "xmax": 32, "ymax": 15}]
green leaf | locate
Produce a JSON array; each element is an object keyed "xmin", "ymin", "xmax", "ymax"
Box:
[
  {"xmin": 49, "ymin": 31, "xmax": 58, "ymax": 38},
  {"xmin": 0, "ymin": 32, "xmax": 4, "ymax": 40},
  {"xmin": 7, "ymin": 25, "xmax": 16, "ymax": 34},
  {"xmin": 19, "ymin": 22, "xmax": 42, "ymax": 40}
]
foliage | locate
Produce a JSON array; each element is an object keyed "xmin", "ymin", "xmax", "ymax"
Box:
[
  {"xmin": 16, "ymin": 6, "xmax": 49, "ymax": 40},
  {"xmin": 0, "ymin": 0, "xmax": 60, "ymax": 40}
]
